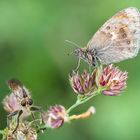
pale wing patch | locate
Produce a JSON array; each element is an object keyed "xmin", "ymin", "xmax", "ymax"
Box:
[
  {"xmin": 97, "ymin": 42, "xmax": 139, "ymax": 64},
  {"xmin": 86, "ymin": 7, "xmax": 140, "ymax": 64}
]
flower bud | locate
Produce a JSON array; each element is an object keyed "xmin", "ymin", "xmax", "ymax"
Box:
[
  {"xmin": 69, "ymin": 70, "xmax": 96, "ymax": 95},
  {"xmin": 2, "ymin": 93, "xmax": 30, "ymax": 118},
  {"xmin": 3, "ymin": 93, "xmax": 20, "ymax": 113},
  {"xmin": 100, "ymin": 64, "xmax": 128, "ymax": 96},
  {"xmin": 41, "ymin": 105, "xmax": 68, "ymax": 129},
  {"xmin": 6, "ymin": 122, "xmax": 37, "ymax": 140}
]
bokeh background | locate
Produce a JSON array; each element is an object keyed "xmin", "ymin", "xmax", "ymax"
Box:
[{"xmin": 0, "ymin": 0, "xmax": 140, "ymax": 140}]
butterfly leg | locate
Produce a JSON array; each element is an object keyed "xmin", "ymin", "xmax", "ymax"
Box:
[
  {"xmin": 92, "ymin": 56, "xmax": 100, "ymax": 68},
  {"xmin": 74, "ymin": 59, "xmax": 81, "ymax": 71}
]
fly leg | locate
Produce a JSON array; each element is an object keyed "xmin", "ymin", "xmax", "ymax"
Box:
[{"xmin": 7, "ymin": 110, "xmax": 23, "ymax": 134}]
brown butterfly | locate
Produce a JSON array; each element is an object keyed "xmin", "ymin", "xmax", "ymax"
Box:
[{"xmin": 74, "ymin": 7, "xmax": 140, "ymax": 67}]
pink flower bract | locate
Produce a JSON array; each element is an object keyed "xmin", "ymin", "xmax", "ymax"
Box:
[
  {"xmin": 100, "ymin": 64, "xmax": 128, "ymax": 96},
  {"xmin": 42, "ymin": 105, "xmax": 68, "ymax": 129},
  {"xmin": 69, "ymin": 70, "xmax": 96, "ymax": 95},
  {"xmin": 2, "ymin": 93, "xmax": 30, "ymax": 118}
]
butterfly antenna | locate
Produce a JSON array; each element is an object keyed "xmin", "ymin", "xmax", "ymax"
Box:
[{"xmin": 65, "ymin": 40, "xmax": 81, "ymax": 48}]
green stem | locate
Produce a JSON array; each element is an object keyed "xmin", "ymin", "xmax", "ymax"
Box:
[
  {"xmin": 0, "ymin": 130, "xmax": 3, "ymax": 134},
  {"xmin": 29, "ymin": 119, "xmax": 42, "ymax": 126},
  {"xmin": 67, "ymin": 89, "xmax": 101, "ymax": 114},
  {"xmin": 37, "ymin": 125, "xmax": 47, "ymax": 133}
]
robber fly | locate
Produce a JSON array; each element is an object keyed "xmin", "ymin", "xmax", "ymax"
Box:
[{"xmin": 7, "ymin": 78, "xmax": 41, "ymax": 134}]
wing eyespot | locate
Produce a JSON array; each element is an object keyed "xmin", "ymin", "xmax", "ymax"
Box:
[
  {"xmin": 122, "ymin": 33, "xmax": 127, "ymax": 38},
  {"xmin": 126, "ymin": 40, "xmax": 131, "ymax": 44},
  {"xmin": 119, "ymin": 28, "xmax": 125, "ymax": 33}
]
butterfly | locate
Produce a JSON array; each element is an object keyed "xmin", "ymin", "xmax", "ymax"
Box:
[{"xmin": 74, "ymin": 7, "xmax": 140, "ymax": 67}]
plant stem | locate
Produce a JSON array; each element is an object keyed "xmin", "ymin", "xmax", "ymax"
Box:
[
  {"xmin": 0, "ymin": 130, "xmax": 3, "ymax": 134},
  {"xmin": 29, "ymin": 119, "xmax": 42, "ymax": 126},
  {"xmin": 67, "ymin": 89, "xmax": 101, "ymax": 114}
]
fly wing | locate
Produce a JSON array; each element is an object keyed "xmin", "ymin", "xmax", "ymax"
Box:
[
  {"xmin": 86, "ymin": 7, "xmax": 140, "ymax": 64},
  {"xmin": 8, "ymin": 79, "xmax": 30, "ymax": 99}
]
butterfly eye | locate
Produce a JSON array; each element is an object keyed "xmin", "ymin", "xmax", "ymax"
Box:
[
  {"xmin": 73, "ymin": 49, "xmax": 78, "ymax": 56},
  {"xmin": 74, "ymin": 49, "xmax": 83, "ymax": 57}
]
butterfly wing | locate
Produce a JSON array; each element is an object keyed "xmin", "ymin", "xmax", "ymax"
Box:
[{"xmin": 86, "ymin": 7, "xmax": 140, "ymax": 64}]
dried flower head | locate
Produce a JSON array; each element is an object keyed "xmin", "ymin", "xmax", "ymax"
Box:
[
  {"xmin": 2, "ymin": 93, "xmax": 30, "ymax": 118},
  {"xmin": 7, "ymin": 122, "xmax": 37, "ymax": 140},
  {"xmin": 3, "ymin": 93, "xmax": 20, "ymax": 113},
  {"xmin": 100, "ymin": 64, "xmax": 128, "ymax": 96},
  {"xmin": 69, "ymin": 70, "xmax": 96, "ymax": 95},
  {"xmin": 42, "ymin": 105, "xmax": 68, "ymax": 129}
]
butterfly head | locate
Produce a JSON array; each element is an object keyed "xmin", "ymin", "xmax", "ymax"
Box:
[{"xmin": 74, "ymin": 48, "xmax": 97, "ymax": 66}]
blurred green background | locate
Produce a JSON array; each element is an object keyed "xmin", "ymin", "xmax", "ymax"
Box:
[{"xmin": 0, "ymin": 0, "xmax": 140, "ymax": 140}]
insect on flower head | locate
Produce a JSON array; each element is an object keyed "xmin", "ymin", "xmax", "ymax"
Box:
[{"xmin": 7, "ymin": 78, "xmax": 33, "ymax": 108}]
